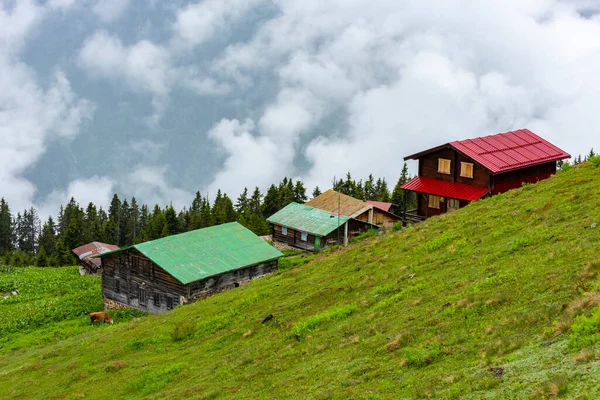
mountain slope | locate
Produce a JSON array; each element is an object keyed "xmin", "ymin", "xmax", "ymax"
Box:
[{"xmin": 2, "ymin": 162, "xmax": 600, "ymax": 399}]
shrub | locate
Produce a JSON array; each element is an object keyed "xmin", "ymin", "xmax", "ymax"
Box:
[
  {"xmin": 569, "ymin": 304, "xmax": 600, "ymax": 349},
  {"xmin": 170, "ymin": 321, "xmax": 196, "ymax": 342},
  {"xmin": 288, "ymin": 304, "xmax": 359, "ymax": 339}
]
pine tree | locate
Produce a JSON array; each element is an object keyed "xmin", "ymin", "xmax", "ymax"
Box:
[
  {"xmin": 0, "ymin": 198, "xmax": 14, "ymax": 254},
  {"xmin": 39, "ymin": 216, "xmax": 57, "ymax": 259},
  {"xmin": 278, "ymin": 178, "xmax": 295, "ymax": 208},
  {"xmin": 164, "ymin": 205, "xmax": 179, "ymax": 235},
  {"xmin": 61, "ymin": 198, "xmax": 85, "ymax": 251},
  {"xmin": 108, "ymin": 194, "xmax": 121, "ymax": 244},
  {"xmin": 365, "ymin": 174, "xmax": 376, "ymax": 200},
  {"xmin": 392, "ymin": 162, "xmax": 411, "ymax": 210},
  {"xmin": 236, "ymin": 188, "xmax": 250, "ymax": 228},
  {"xmin": 36, "ymin": 246, "xmax": 49, "ymax": 267},
  {"xmin": 293, "ymin": 181, "xmax": 308, "ymax": 203},
  {"xmin": 129, "ymin": 197, "xmax": 140, "ymax": 244},
  {"xmin": 262, "ymin": 184, "xmax": 280, "ymax": 217},
  {"xmin": 312, "ymin": 186, "xmax": 322, "ymax": 199},
  {"xmin": 84, "ymin": 202, "xmax": 101, "ymax": 243},
  {"xmin": 119, "ymin": 199, "xmax": 131, "ymax": 246}
]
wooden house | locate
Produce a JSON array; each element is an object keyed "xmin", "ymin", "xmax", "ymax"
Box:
[
  {"xmin": 93, "ymin": 222, "xmax": 283, "ymax": 313},
  {"xmin": 267, "ymin": 202, "xmax": 378, "ymax": 251},
  {"xmin": 401, "ymin": 129, "xmax": 570, "ymax": 220},
  {"xmin": 306, "ymin": 189, "xmax": 401, "ymax": 230},
  {"xmin": 366, "ymin": 200, "xmax": 397, "ymax": 216},
  {"xmin": 72, "ymin": 242, "xmax": 119, "ymax": 276}
]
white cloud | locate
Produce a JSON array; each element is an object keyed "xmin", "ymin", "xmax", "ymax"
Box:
[
  {"xmin": 0, "ymin": 1, "xmax": 94, "ymax": 214},
  {"xmin": 77, "ymin": 30, "xmax": 230, "ymax": 123},
  {"xmin": 205, "ymin": 119, "xmax": 284, "ymax": 197},
  {"xmin": 0, "ymin": 0, "xmax": 43, "ymax": 54},
  {"xmin": 205, "ymin": 0, "xmax": 600, "ymax": 197},
  {"xmin": 124, "ymin": 166, "xmax": 191, "ymax": 210},
  {"xmin": 91, "ymin": 0, "xmax": 132, "ymax": 22},
  {"xmin": 172, "ymin": 0, "xmax": 268, "ymax": 49},
  {"xmin": 38, "ymin": 176, "xmax": 114, "ymax": 221}
]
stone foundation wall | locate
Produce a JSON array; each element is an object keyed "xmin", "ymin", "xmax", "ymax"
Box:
[{"xmin": 104, "ymin": 298, "xmax": 133, "ymax": 311}]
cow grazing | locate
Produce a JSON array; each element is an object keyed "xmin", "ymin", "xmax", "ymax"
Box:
[{"xmin": 89, "ymin": 311, "xmax": 113, "ymax": 325}]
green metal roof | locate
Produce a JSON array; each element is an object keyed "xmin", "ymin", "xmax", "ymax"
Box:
[
  {"xmin": 93, "ymin": 222, "xmax": 283, "ymax": 285},
  {"xmin": 267, "ymin": 202, "xmax": 350, "ymax": 237}
]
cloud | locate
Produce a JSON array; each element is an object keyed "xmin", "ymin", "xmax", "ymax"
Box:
[
  {"xmin": 206, "ymin": 119, "xmax": 283, "ymax": 197},
  {"xmin": 77, "ymin": 30, "xmax": 230, "ymax": 123},
  {"xmin": 124, "ymin": 166, "xmax": 191, "ymax": 210},
  {"xmin": 204, "ymin": 0, "xmax": 600, "ymax": 197},
  {"xmin": 0, "ymin": 0, "xmax": 43, "ymax": 54},
  {"xmin": 38, "ymin": 176, "xmax": 114, "ymax": 221},
  {"xmin": 0, "ymin": 1, "xmax": 94, "ymax": 215},
  {"xmin": 172, "ymin": 0, "xmax": 268, "ymax": 49},
  {"xmin": 91, "ymin": 0, "xmax": 132, "ymax": 22}
]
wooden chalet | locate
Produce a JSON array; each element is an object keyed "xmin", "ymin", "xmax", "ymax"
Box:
[
  {"xmin": 401, "ymin": 129, "xmax": 570, "ymax": 220},
  {"xmin": 306, "ymin": 189, "xmax": 401, "ymax": 230},
  {"xmin": 72, "ymin": 242, "xmax": 119, "ymax": 275},
  {"xmin": 267, "ymin": 202, "xmax": 378, "ymax": 251},
  {"xmin": 93, "ymin": 222, "xmax": 283, "ymax": 313}
]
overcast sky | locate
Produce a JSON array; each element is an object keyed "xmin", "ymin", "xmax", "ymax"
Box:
[{"xmin": 1, "ymin": 0, "xmax": 599, "ymax": 217}]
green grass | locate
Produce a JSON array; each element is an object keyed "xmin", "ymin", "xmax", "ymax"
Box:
[
  {"xmin": 2, "ymin": 162, "xmax": 600, "ymax": 398},
  {"xmin": 0, "ymin": 267, "xmax": 144, "ymax": 354}
]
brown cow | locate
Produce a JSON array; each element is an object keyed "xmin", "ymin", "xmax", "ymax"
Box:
[{"xmin": 89, "ymin": 311, "xmax": 113, "ymax": 325}]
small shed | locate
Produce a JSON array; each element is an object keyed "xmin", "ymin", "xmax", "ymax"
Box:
[
  {"xmin": 72, "ymin": 242, "xmax": 119, "ymax": 276},
  {"xmin": 93, "ymin": 222, "xmax": 283, "ymax": 313},
  {"xmin": 267, "ymin": 202, "xmax": 378, "ymax": 251},
  {"xmin": 401, "ymin": 129, "xmax": 570, "ymax": 220},
  {"xmin": 306, "ymin": 189, "xmax": 401, "ymax": 230}
]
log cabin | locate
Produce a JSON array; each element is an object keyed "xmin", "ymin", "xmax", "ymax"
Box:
[
  {"xmin": 72, "ymin": 242, "xmax": 119, "ymax": 276},
  {"xmin": 92, "ymin": 222, "xmax": 283, "ymax": 313},
  {"xmin": 267, "ymin": 202, "xmax": 378, "ymax": 251},
  {"xmin": 306, "ymin": 189, "xmax": 401, "ymax": 230},
  {"xmin": 401, "ymin": 129, "xmax": 570, "ymax": 220}
]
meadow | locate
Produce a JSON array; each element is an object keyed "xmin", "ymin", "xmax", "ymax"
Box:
[{"xmin": 1, "ymin": 160, "xmax": 600, "ymax": 398}]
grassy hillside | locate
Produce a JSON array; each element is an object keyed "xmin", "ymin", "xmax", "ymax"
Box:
[
  {"xmin": 2, "ymin": 161, "xmax": 600, "ymax": 399},
  {"xmin": 0, "ymin": 267, "xmax": 143, "ymax": 354}
]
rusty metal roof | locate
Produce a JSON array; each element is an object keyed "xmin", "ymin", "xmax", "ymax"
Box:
[
  {"xmin": 267, "ymin": 202, "xmax": 351, "ymax": 237},
  {"xmin": 306, "ymin": 189, "xmax": 371, "ymax": 217},
  {"xmin": 405, "ymin": 129, "xmax": 570, "ymax": 174},
  {"xmin": 93, "ymin": 222, "xmax": 283, "ymax": 285},
  {"xmin": 401, "ymin": 176, "xmax": 489, "ymax": 201},
  {"xmin": 72, "ymin": 242, "xmax": 119, "ymax": 267},
  {"xmin": 366, "ymin": 200, "xmax": 393, "ymax": 212}
]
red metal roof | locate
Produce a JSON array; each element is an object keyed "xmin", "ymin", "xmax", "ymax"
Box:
[
  {"xmin": 401, "ymin": 176, "xmax": 489, "ymax": 201},
  {"xmin": 365, "ymin": 200, "xmax": 393, "ymax": 212},
  {"xmin": 405, "ymin": 129, "xmax": 570, "ymax": 174},
  {"xmin": 450, "ymin": 129, "xmax": 570, "ymax": 173}
]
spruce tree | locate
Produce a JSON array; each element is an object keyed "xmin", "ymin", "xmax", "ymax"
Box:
[
  {"xmin": 39, "ymin": 217, "xmax": 57, "ymax": 259},
  {"xmin": 0, "ymin": 198, "xmax": 14, "ymax": 254},
  {"xmin": 312, "ymin": 186, "xmax": 322, "ymax": 199},
  {"xmin": 36, "ymin": 246, "xmax": 49, "ymax": 267},
  {"xmin": 293, "ymin": 181, "xmax": 308, "ymax": 204},
  {"xmin": 262, "ymin": 184, "xmax": 280, "ymax": 217}
]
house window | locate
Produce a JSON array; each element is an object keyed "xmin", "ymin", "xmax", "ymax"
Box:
[
  {"xmin": 460, "ymin": 162, "xmax": 474, "ymax": 178},
  {"xmin": 301, "ymin": 231, "xmax": 307, "ymax": 241},
  {"xmin": 282, "ymin": 226, "xmax": 287, "ymax": 235},
  {"xmin": 119, "ymin": 253, "xmax": 126, "ymax": 265},
  {"xmin": 428, "ymin": 195, "xmax": 441, "ymax": 209},
  {"xmin": 448, "ymin": 198, "xmax": 460, "ymax": 210},
  {"xmin": 114, "ymin": 279, "xmax": 120, "ymax": 293},
  {"xmin": 166, "ymin": 296, "xmax": 174, "ymax": 310},
  {"xmin": 153, "ymin": 292, "xmax": 160, "ymax": 307},
  {"xmin": 139, "ymin": 287, "xmax": 147, "ymax": 306},
  {"xmin": 438, "ymin": 158, "xmax": 451, "ymax": 174}
]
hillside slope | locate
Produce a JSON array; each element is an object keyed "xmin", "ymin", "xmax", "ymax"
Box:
[{"xmin": 2, "ymin": 162, "xmax": 600, "ymax": 399}]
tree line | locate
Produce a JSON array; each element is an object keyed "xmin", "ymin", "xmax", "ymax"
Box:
[{"xmin": 0, "ymin": 164, "xmax": 416, "ymax": 267}]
